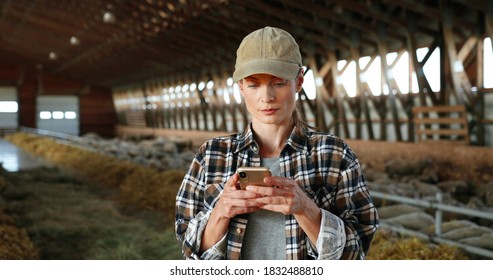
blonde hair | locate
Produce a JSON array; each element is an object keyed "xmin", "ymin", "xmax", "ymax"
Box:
[
  {"xmin": 292, "ymin": 100, "xmax": 313, "ymax": 132},
  {"xmin": 292, "ymin": 69, "xmax": 314, "ymax": 132}
]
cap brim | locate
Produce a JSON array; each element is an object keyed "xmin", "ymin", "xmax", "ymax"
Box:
[{"xmin": 233, "ymin": 60, "xmax": 300, "ymax": 82}]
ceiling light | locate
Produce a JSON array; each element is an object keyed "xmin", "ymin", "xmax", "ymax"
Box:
[
  {"xmin": 103, "ymin": 11, "xmax": 116, "ymax": 23},
  {"xmin": 49, "ymin": 52, "xmax": 57, "ymax": 60},
  {"xmin": 334, "ymin": 5, "xmax": 343, "ymax": 14},
  {"xmin": 70, "ymin": 36, "xmax": 80, "ymax": 45}
]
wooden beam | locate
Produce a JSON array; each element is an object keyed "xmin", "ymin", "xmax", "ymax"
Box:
[
  {"xmin": 378, "ymin": 27, "xmax": 403, "ymax": 141},
  {"xmin": 196, "ymin": 88, "xmax": 210, "ymax": 131},
  {"xmin": 334, "ymin": 0, "xmax": 418, "ymax": 38},
  {"xmin": 441, "ymin": 2, "xmax": 474, "ymax": 106},
  {"xmin": 210, "ymin": 72, "xmax": 227, "ymax": 131},
  {"xmin": 241, "ymin": 0, "xmax": 372, "ymax": 52},
  {"xmin": 413, "ymin": 42, "xmax": 439, "ymax": 101},
  {"xmin": 351, "ymin": 42, "xmax": 375, "ymax": 140},
  {"xmin": 328, "ymin": 50, "xmax": 350, "ymax": 138},
  {"xmin": 217, "ymin": 72, "xmax": 239, "ymax": 133},
  {"xmin": 306, "ymin": 55, "xmax": 329, "ymax": 131},
  {"xmin": 487, "ymin": 1, "xmax": 493, "ymax": 55},
  {"xmin": 395, "ymin": 0, "xmax": 477, "ymax": 32},
  {"xmin": 449, "ymin": 0, "xmax": 488, "ymax": 11},
  {"xmin": 457, "ymin": 36, "xmax": 478, "ymax": 62},
  {"xmin": 337, "ymin": 0, "xmax": 402, "ymax": 25},
  {"xmin": 283, "ymin": 0, "xmax": 404, "ymax": 46}
]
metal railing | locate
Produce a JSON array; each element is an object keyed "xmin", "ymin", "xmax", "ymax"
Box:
[
  {"xmin": 372, "ymin": 190, "xmax": 493, "ymax": 259},
  {"xmin": 0, "ymin": 127, "xmax": 18, "ymax": 137},
  {"xmin": 18, "ymin": 127, "xmax": 102, "ymax": 153}
]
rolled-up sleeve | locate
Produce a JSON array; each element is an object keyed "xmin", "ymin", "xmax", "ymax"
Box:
[
  {"xmin": 176, "ymin": 209, "xmax": 227, "ymax": 260},
  {"xmin": 307, "ymin": 209, "xmax": 346, "ymax": 259}
]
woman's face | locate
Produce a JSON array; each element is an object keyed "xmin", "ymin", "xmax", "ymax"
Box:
[{"xmin": 239, "ymin": 73, "xmax": 303, "ymax": 127}]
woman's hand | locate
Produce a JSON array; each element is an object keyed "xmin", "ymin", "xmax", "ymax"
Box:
[
  {"xmin": 200, "ymin": 173, "xmax": 263, "ymax": 253},
  {"xmin": 245, "ymin": 176, "xmax": 313, "ymax": 215},
  {"xmin": 245, "ymin": 176, "xmax": 322, "ymax": 245},
  {"xmin": 215, "ymin": 173, "xmax": 264, "ymax": 219}
]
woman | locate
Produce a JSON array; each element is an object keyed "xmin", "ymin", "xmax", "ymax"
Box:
[{"xmin": 175, "ymin": 26, "xmax": 378, "ymax": 260}]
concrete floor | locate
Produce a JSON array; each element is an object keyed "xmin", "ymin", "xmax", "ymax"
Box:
[{"xmin": 0, "ymin": 138, "xmax": 51, "ymax": 172}]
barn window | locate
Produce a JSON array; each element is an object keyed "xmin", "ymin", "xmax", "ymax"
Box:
[
  {"xmin": 65, "ymin": 111, "xmax": 77, "ymax": 119},
  {"xmin": 52, "ymin": 111, "xmax": 64, "ymax": 119},
  {"xmin": 198, "ymin": 81, "xmax": 206, "ymax": 91},
  {"xmin": 0, "ymin": 101, "xmax": 17, "ymax": 113},
  {"xmin": 39, "ymin": 111, "xmax": 51, "ymax": 119},
  {"xmin": 338, "ymin": 60, "xmax": 357, "ymax": 97},
  {"xmin": 416, "ymin": 47, "xmax": 441, "ymax": 92},
  {"xmin": 392, "ymin": 52, "xmax": 410, "ymax": 94},
  {"xmin": 360, "ymin": 56, "xmax": 382, "ymax": 96},
  {"xmin": 301, "ymin": 69, "xmax": 316, "ymax": 100},
  {"xmin": 484, "ymin": 37, "xmax": 492, "ymax": 89},
  {"xmin": 233, "ymin": 83, "xmax": 241, "ymax": 104}
]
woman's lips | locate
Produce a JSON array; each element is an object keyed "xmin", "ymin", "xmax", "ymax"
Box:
[{"xmin": 261, "ymin": 108, "xmax": 278, "ymax": 115}]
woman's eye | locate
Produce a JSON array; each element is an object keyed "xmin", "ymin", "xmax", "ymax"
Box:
[
  {"xmin": 273, "ymin": 82, "xmax": 286, "ymax": 87},
  {"xmin": 247, "ymin": 84, "xmax": 259, "ymax": 88}
]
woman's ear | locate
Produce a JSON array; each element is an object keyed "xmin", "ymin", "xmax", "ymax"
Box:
[
  {"xmin": 238, "ymin": 80, "xmax": 245, "ymax": 96},
  {"xmin": 295, "ymin": 72, "xmax": 304, "ymax": 93}
]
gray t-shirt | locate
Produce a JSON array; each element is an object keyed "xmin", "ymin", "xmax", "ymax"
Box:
[{"xmin": 240, "ymin": 157, "xmax": 286, "ymax": 260}]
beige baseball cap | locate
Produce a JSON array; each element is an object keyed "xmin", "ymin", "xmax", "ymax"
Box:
[{"xmin": 233, "ymin": 26, "xmax": 302, "ymax": 82}]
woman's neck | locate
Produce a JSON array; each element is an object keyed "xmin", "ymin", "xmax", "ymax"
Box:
[{"xmin": 252, "ymin": 121, "xmax": 294, "ymax": 158}]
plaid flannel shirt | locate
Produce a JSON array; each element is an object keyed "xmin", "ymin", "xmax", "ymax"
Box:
[{"xmin": 175, "ymin": 124, "xmax": 379, "ymax": 260}]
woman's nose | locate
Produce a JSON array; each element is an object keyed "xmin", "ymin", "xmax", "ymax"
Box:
[{"xmin": 260, "ymin": 86, "xmax": 275, "ymax": 102}]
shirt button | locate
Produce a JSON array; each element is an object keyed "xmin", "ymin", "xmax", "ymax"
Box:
[
  {"xmin": 236, "ymin": 228, "xmax": 243, "ymax": 234},
  {"xmin": 251, "ymin": 144, "xmax": 258, "ymax": 153}
]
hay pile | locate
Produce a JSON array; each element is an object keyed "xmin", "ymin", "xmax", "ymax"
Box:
[
  {"xmin": 0, "ymin": 223, "xmax": 39, "ymax": 259},
  {"xmin": 0, "ymin": 174, "xmax": 39, "ymax": 259},
  {"xmin": 5, "ymin": 133, "xmax": 184, "ymax": 221},
  {"xmin": 367, "ymin": 229, "xmax": 468, "ymax": 260},
  {"xmin": 0, "ymin": 166, "xmax": 182, "ymax": 259}
]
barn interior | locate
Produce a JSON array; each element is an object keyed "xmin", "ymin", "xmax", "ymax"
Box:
[{"xmin": 1, "ymin": 0, "xmax": 493, "ymax": 261}]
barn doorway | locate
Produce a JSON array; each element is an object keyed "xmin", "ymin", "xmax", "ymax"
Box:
[
  {"xmin": 36, "ymin": 96, "xmax": 79, "ymax": 135},
  {"xmin": 0, "ymin": 86, "xmax": 18, "ymax": 135}
]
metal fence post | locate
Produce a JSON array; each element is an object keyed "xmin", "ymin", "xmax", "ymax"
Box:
[{"xmin": 434, "ymin": 192, "xmax": 443, "ymax": 236}]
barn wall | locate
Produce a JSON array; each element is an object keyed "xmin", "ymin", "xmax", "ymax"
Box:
[
  {"xmin": 79, "ymin": 88, "xmax": 117, "ymax": 138},
  {"xmin": 0, "ymin": 62, "xmax": 117, "ymax": 138}
]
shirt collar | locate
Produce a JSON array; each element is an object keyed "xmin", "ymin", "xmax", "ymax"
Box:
[
  {"xmin": 286, "ymin": 126, "xmax": 309, "ymax": 153},
  {"xmin": 234, "ymin": 123, "xmax": 257, "ymax": 154}
]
